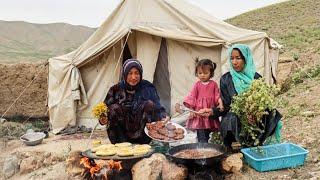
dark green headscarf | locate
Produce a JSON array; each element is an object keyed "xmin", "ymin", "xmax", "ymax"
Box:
[{"xmin": 228, "ymin": 44, "xmax": 256, "ymax": 94}]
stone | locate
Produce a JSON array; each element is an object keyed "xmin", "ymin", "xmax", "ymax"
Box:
[
  {"xmin": 65, "ymin": 151, "xmax": 84, "ymax": 177},
  {"xmin": 36, "ymin": 159, "xmax": 44, "ymax": 169},
  {"xmin": 44, "ymin": 152, "xmax": 51, "ymax": 158},
  {"xmin": 2, "ymin": 155, "xmax": 19, "ymax": 178},
  {"xmin": 43, "ymin": 156, "xmax": 53, "ymax": 166},
  {"xmin": 20, "ymin": 157, "xmax": 37, "ymax": 174},
  {"xmin": 162, "ymin": 159, "xmax": 187, "ymax": 180},
  {"xmin": 132, "ymin": 153, "xmax": 188, "ymax": 180},
  {"xmin": 132, "ymin": 153, "xmax": 165, "ymax": 180},
  {"xmin": 222, "ymin": 153, "xmax": 243, "ymax": 173}
]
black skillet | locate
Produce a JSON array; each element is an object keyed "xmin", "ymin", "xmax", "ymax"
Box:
[{"xmin": 167, "ymin": 143, "xmax": 227, "ymax": 168}]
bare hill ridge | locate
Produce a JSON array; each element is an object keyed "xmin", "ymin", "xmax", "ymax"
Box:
[{"xmin": 0, "ymin": 20, "xmax": 95, "ymax": 63}]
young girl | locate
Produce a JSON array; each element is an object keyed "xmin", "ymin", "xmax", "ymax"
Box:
[{"xmin": 183, "ymin": 58, "xmax": 223, "ymax": 143}]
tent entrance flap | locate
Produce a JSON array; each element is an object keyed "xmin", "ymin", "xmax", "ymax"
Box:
[{"xmin": 154, "ymin": 39, "xmax": 171, "ymax": 114}]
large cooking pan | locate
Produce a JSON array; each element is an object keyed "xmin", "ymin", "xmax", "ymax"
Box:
[{"xmin": 167, "ymin": 143, "xmax": 227, "ymax": 168}]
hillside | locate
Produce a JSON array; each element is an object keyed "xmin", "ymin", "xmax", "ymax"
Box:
[
  {"xmin": 0, "ymin": 20, "xmax": 95, "ymax": 63},
  {"xmin": 227, "ymin": 0, "xmax": 320, "ymax": 60}
]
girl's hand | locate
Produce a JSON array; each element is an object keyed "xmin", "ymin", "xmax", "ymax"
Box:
[
  {"xmin": 175, "ymin": 103, "xmax": 183, "ymax": 114},
  {"xmin": 197, "ymin": 108, "xmax": 213, "ymax": 117},
  {"xmin": 99, "ymin": 115, "xmax": 108, "ymax": 125},
  {"xmin": 189, "ymin": 112, "xmax": 196, "ymax": 118}
]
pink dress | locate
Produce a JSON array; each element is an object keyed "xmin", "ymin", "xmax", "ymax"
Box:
[{"xmin": 183, "ymin": 80, "xmax": 221, "ymax": 130}]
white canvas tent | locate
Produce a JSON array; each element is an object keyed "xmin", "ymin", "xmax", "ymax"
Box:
[{"xmin": 48, "ymin": 0, "xmax": 281, "ymax": 133}]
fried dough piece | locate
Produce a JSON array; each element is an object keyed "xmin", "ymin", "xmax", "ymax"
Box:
[
  {"xmin": 154, "ymin": 121, "xmax": 166, "ymax": 129},
  {"xmin": 173, "ymin": 134, "xmax": 185, "ymax": 140},
  {"xmin": 174, "ymin": 128, "xmax": 184, "ymax": 135},
  {"xmin": 158, "ymin": 128, "xmax": 169, "ymax": 136}
]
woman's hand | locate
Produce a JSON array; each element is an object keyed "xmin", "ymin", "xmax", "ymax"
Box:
[
  {"xmin": 99, "ymin": 115, "xmax": 108, "ymax": 125},
  {"xmin": 247, "ymin": 114, "xmax": 256, "ymax": 125},
  {"xmin": 161, "ymin": 116, "xmax": 170, "ymax": 123},
  {"xmin": 197, "ymin": 108, "xmax": 213, "ymax": 117}
]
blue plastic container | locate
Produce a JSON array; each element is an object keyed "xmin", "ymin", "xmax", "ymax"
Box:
[{"xmin": 241, "ymin": 143, "xmax": 308, "ymax": 172}]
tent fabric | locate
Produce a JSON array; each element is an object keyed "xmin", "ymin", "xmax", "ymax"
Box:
[
  {"xmin": 48, "ymin": 0, "xmax": 281, "ymax": 133},
  {"xmin": 71, "ymin": 67, "xmax": 88, "ymax": 107},
  {"xmin": 136, "ymin": 32, "xmax": 162, "ymax": 82},
  {"xmin": 167, "ymin": 39, "xmax": 221, "ymax": 113}
]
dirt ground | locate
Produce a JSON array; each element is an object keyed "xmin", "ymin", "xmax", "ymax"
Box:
[
  {"xmin": 0, "ymin": 62, "xmax": 48, "ymax": 118},
  {"xmin": 0, "ymin": 130, "xmax": 108, "ymax": 180}
]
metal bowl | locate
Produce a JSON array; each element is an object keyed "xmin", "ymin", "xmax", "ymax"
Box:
[{"xmin": 20, "ymin": 132, "xmax": 46, "ymax": 146}]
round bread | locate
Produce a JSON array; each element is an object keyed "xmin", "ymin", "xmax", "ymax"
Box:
[
  {"xmin": 133, "ymin": 148, "xmax": 150, "ymax": 155},
  {"xmin": 91, "ymin": 144, "xmax": 115, "ymax": 152},
  {"xmin": 92, "ymin": 140, "xmax": 102, "ymax": 147},
  {"xmin": 95, "ymin": 149, "xmax": 116, "ymax": 156},
  {"xmin": 116, "ymin": 146, "xmax": 132, "ymax": 152},
  {"xmin": 115, "ymin": 142, "xmax": 132, "ymax": 147},
  {"xmin": 117, "ymin": 149, "xmax": 134, "ymax": 157},
  {"xmin": 133, "ymin": 144, "xmax": 151, "ymax": 150}
]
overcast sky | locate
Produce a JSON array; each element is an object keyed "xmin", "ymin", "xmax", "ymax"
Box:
[{"xmin": 0, "ymin": 0, "xmax": 285, "ymax": 28}]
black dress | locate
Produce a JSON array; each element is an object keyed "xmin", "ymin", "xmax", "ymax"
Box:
[
  {"xmin": 212, "ymin": 72, "xmax": 282, "ymax": 147},
  {"xmin": 103, "ymin": 80, "xmax": 167, "ymax": 144}
]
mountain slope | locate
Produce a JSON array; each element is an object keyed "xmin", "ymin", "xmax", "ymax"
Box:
[
  {"xmin": 227, "ymin": 0, "xmax": 320, "ymax": 58},
  {"xmin": 0, "ymin": 20, "xmax": 95, "ymax": 63}
]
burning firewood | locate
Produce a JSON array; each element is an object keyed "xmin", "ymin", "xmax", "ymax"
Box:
[{"xmin": 80, "ymin": 157, "xmax": 122, "ymax": 179}]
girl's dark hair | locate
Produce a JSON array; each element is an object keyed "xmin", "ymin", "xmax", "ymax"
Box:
[{"xmin": 194, "ymin": 57, "xmax": 217, "ymax": 78}]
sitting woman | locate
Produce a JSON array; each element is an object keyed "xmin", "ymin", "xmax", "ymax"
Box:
[
  {"xmin": 198, "ymin": 44, "xmax": 282, "ymax": 147},
  {"xmin": 99, "ymin": 59, "xmax": 167, "ymax": 144}
]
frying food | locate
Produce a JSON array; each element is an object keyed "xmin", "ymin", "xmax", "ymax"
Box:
[
  {"xmin": 174, "ymin": 149, "xmax": 222, "ymax": 159},
  {"xmin": 174, "ymin": 128, "xmax": 184, "ymax": 134},
  {"xmin": 146, "ymin": 121, "xmax": 185, "ymax": 141},
  {"xmin": 173, "ymin": 134, "xmax": 185, "ymax": 140}
]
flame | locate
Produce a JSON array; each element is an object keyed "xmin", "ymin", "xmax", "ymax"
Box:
[
  {"xmin": 80, "ymin": 157, "xmax": 92, "ymax": 169},
  {"xmin": 106, "ymin": 159, "xmax": 123, "ymax": 171},
  {"xmin": 80, "ymin": 157, "xmax": 122, "ymax": 179}
]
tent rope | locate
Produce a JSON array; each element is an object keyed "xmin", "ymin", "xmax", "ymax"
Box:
[
  {"xmin": 86, "ymin": 31, "xmax": 131, "ymax": 148},
  {"xmin": 112, "ymin": 31, "xmax": 131, "ymax": 79},
  {"xmin": 22, "ymin": 107, "xmax": 49, "ymax": 124},
  {"xmin": 0, "ymin": 61, "xmax": 48, "ymax": 119}
]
